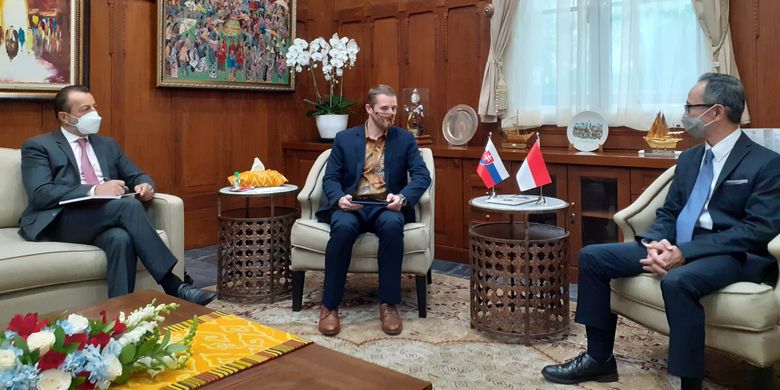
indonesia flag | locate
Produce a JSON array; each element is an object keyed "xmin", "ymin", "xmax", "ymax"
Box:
[
  {"xmin": 516, "ymin": 140, "xmax": 552, "ymax": 191},
  {"xmin": 476, "ymin": 139, "xmax": 510, "ymax": 188}
]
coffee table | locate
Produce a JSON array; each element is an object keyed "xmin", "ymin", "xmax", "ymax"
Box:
[{"xmin": 57, "ymin": 290, "xmax": 432, "ymax": 390}]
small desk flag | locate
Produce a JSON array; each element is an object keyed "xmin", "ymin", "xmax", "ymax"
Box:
[
  {"xmin": 477, "ymin": 138, "xmax": 510, "ymax": 188},
  {"xmin": 516, "ymin": 140, "xmax": 552, "ymax": 191}
]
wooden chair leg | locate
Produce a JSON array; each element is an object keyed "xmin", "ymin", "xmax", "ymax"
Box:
[
  {"xmin": 750, "ymin": 365, "xmax": 775, "ymax": 390},
  {"xmin": 415, "ymin": 275, "xmax": 427, "ymax": 318},
  {"xmin": 427, "ymin": 268, "xmax": 432, "ymax": 285},
  {"xmin": 292, "ymin": 270, "xmax": 305, "ymax": 312}
]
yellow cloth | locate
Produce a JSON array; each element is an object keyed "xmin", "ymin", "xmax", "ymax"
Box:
[
  {"xmin": 227, "ymin": 170, "xmax": 288, "ymax": 187},
  {"xmin": 116, "ymin": 312, "xmax": 311, "ymax": 389},
  {"xmin": 355, "ymin": 131, "xmax": 387, "ymax": 199}
]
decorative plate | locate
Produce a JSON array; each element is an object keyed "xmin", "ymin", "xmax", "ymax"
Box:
[
  {"xmin": 567, "ymin": 111, "xmax": 608, "ymax": 152},
  {"xmin": 442, "ymin": 104, "xmax": 478, "ymax": 145}
]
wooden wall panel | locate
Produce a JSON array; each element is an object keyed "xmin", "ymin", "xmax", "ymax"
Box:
[
  {"xmin": 445, "ymin": 7, "xmax": 483, "ymax": 134},
  {"xmin": 373, "ymin": 18, "xmax": 401, "ymax": 92}
]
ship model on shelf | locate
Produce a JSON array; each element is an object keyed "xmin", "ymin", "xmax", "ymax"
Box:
[
  {"xmin": 500, "ymin": 110, "xmax": 534, "ymax": 149},
  {"xmin": 644, "ymin": 111, "xmax": 683, "ymax": 155}
]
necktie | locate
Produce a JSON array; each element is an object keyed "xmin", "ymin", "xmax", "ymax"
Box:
[
  {"xmin": 676, "ymin": 149, "xmax": 714, "ymax": 243},
  {"xmin": 76, "ymin": 138, "xmax": 100, "ymax": 185}
]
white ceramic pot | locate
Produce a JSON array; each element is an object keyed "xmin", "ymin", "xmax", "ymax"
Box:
[{"xmin": 315, "ymin": 114, "xmax": 349, "ymax": 141}]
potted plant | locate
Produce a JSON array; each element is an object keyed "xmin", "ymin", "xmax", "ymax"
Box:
[{"xmin": 285, "ymin": 33, "xmax": 360, "ymax": 141}]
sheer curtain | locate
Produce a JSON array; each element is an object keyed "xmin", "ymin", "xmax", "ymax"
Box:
[{"xmin": 504, "ymin": 0, "xmax": 711, "ymax": 130}]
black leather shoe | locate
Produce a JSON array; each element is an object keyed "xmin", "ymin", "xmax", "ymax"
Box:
[
  {"xmin": 541, "ymin": 352, "xmax": 618, "ymax": 384},
  {"xmin": 176, "ymin": 283, "xmax": 217, "ymax": 306}
]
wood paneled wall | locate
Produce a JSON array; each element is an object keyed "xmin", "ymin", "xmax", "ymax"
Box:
[{"xmin": 0, "ymin": 0, "xmax": 777, "ymax": 249}]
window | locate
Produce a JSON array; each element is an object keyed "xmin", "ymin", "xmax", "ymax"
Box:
[{"xmin": 504, "ymin": 0, "xmax": 710, "ymax": 130}]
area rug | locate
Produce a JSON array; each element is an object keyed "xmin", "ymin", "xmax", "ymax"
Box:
[{"xmin": 207, "ymin": 273, "xmax": 768, "ymax": 389}]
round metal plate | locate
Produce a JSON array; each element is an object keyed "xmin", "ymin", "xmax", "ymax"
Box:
[{"xmin": 442, "ymin": 104, "xmax": 478, "ymax": 145}]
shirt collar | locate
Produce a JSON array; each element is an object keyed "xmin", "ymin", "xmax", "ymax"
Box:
[
  {"xmin": 61, "ymin": 127, "xmax": 88, "ymax": 144},
  {"xmin": 705, "ymin": 127, "xmax": 741, "ymax": 163}
]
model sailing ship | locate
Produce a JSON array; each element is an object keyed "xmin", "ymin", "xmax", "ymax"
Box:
[
  {"xmin": 501, "ymin": 110, "xmax": 534, "ymax": 149},
  {"xmin": 644, "ymin": 112, "xmax": 682, "ymax": 153}
]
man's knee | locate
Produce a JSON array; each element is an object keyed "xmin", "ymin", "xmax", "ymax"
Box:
[
  {"xmin": 330, "ymin": 220, "xmax": 359, "ymax": 241},
  {"xmin": 376, "ymin": 212, "xmax": 404, "ymax": 235},
  {"xmin": 111, "ymin": 197, "xmax": 145, "ymax": 215},
  {"xmin": 660, "ymin": 269, "xmax": 694, "ymax": 296},
  {"xmin": 579, "ymin": 244, "xmax": 607, "ymax": 273}
]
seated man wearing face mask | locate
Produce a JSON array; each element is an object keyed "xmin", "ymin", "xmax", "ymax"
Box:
[
  {"xmin": 18, "ymin": 85, "xmax": 216, "ymax": 305},
  {"xmin": 541, "ymin": 74, "xmax": 780, "ymax": 389},
  {"xmin": 314, "ymin": 84, "xmax": 431, "ymax": 337}
]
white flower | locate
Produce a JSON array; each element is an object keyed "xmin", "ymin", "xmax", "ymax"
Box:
[
  {"xmin": 65, "ymin": 314, "xmax": 89, "ymax": 335},
  {"xmin": 0, "ymin": 349, "xmax": 16, "ymax": 372},
  {"xmin": 27, "ymin": 331, "xmax": 56, "ymax": 355},
  {"xmin": 160, "ymin": 355, "xmax": 178, "ymax": 369},
  {"xmin": 104, "ymin": 355, "xmax": 123, "ymax": 381},
  {"xmin": 37, "ymin": 369, "xmax": 71, "ymax": 390},
  {"xmin": 292, "ymin": 38, "xmax": 308, "ymax": 50}
]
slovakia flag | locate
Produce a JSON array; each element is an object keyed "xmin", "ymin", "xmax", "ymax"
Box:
[
  {"xmin": 476, "ymin": 138, "xmax": 510, "ymax": 188},
  {"xmin": 516, "ymin": 140, "xmax": 552, "ymax": 191}
]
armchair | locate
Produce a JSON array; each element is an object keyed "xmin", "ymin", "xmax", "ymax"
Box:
[
  {"xmin": 290, "ymin": 148, "xmax": 435, "ymax": 317},
  {"xmin": 611, "ymin": 166, "xmax": 780, "ymax": 385}
]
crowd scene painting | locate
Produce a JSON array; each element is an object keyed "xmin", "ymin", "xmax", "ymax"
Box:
[
  {"xmin": 160, "ymin": 0, "xmax": 294, "ymax": 90},
  {"xmin": 0, "ymin": 0, "xmax": 77, "ymax": 91}
]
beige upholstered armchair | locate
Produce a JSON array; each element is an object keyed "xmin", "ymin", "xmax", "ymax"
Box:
[
  {"xmin": 611, "ymin": 166, "xmax": 780, "ymax": 383},
  {"xmin": 290, "ymin": 148, "xmax": 435, "ymax": 317}
]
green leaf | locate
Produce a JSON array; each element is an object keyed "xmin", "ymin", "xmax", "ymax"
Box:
[
  {"xmin": 120, "ymin": 344, "xmax": 137, "ymax": 365},
  {"xmin": 64, "ymin": 343, "xmax": 79, "ymax": 354},
  {"xmin": 165, "ymin": 343, "xmax": 186, "ymax": 354},
  {"xmin": 137, "ymin": 339, "xmax": 155, "ymax": 358},
  {"xmin": 113, "ymin": 367, "xmax": 133, "ymax": 385},
  {"xmin": 160, "ymin": 331, "xmax": 171, "ymax": 349},
  {"xmin": 102, "ymin": 321, "xmax": 115, "ymax": 334},
  {"xmin": 54, "ymin": 327, "xmax": 65, "ymax": 349},
  {"xmin": 14, "ymin": 335, "xmax": 29, "ymax": 355}
]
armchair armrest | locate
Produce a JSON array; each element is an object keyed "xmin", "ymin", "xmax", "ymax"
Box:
[
  {"xmin": 768, "ymin": 235, "xmax": 780, "ymax": 299},
  {"xmin": 146, "ymin": 193, "xmax": 185, "ymax": 278},
  {"xmin": 614, "ymin": 166, "xmax": 675, "ymax": 241}
]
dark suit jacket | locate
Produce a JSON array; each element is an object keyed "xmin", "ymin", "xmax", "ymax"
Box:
[
  {"xmin": 315, "ymin": 125, "xmax": 431, "ymax": 224},
  {"xmin": 640, "ymin": 132, "xmax": 780, "ymax": 282},
  {"xmin": 18, "ymin": 130, "xmax": 154, "ymax": 241}
]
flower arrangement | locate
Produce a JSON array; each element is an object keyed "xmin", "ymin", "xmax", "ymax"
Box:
[
  {"xmin": 0, "ymin": 301, "xmax": 197, "ymax": 390},
  {"xmin": 285, "ymin": 33, "xmax": 360, "ymax": 116}
]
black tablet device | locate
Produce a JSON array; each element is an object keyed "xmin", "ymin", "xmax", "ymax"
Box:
[{"xmin": 351, "ymin": 198, "xmax": 391, "ymax": 206}]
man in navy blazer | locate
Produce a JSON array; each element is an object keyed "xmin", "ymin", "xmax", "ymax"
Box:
[
  {"xmin": 315, "ymin": 84, "xmax": 431, "ymax": 337},
  {"xmin": 542, "ymin": 74, "xmax": 780, "ymax": 389},
  {"xmin": 19, "ymin": 85, "xmax": 216, "ymax": 305}
]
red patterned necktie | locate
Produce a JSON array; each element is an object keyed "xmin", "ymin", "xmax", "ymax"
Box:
[{"xmin": 76, "ymin": 138, "xmax": 100, "ymax": 185}]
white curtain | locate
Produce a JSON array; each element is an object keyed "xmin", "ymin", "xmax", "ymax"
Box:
[
  {"xmin": 504, "ymin": 0, "xmax": 711, "ymax": 131},
  {"xmin": 691, "ymin": 0, "xmax": 750, "ymax": 123},
  {"xmin": 477, "ymin": 0, "xmax": 520, "ymax": 123}
]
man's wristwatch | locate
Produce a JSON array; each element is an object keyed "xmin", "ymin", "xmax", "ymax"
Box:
[{"xmin": 398, "ymin": 194, "xmax": 408, "ymax": 207}]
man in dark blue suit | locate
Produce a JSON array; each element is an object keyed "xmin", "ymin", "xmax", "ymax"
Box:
[
  {"xmin": 315, "ymin": 84, "xmax": 431, "ymax": 336},
  {"xmin": 19, "ymin": 85, "xmax": 216, "ymax": 305},
  {"xmin": 542, "ymin": 74, "xmax": 780, "ymax": 389}
]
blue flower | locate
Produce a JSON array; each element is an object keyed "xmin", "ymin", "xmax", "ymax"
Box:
[
  {"xmin": 3, "ymin": 331, "xmax": 16, "ymax": 340},
  {"xmin": 0, "ymin": 363, "xmax": 39, "ymax": 390}
]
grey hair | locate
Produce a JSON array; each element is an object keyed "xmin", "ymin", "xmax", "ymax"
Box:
[{"xmin": 698, "ymin": 73, "xmax": 745, "ymax": 124}]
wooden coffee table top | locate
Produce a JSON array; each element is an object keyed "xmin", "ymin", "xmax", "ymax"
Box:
[{"xmin": 59, "ymin": 290, "xmax": 432, "ymax": 390}]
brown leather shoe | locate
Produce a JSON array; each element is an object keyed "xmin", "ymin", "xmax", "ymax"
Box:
[
  {"xmin": 318, "ymin": 306, "xmax": 340, "ymax": 336},
  {"xmin": 380, "ymin": 303, "xmax": 403, "ymax": 335}
]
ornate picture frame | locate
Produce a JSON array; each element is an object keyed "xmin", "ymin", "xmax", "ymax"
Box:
[
  {"xmin": 0, "ymin": 0, "xmax": 89, "ymax": 99},
  {"xmin": 157, "ymin": 0, "xmax": 296, "ymax": 91}
]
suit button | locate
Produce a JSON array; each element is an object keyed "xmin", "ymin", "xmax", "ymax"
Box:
[{"xmin": 52, "ymin": 212, "xmax": 56, "ymax": 216}]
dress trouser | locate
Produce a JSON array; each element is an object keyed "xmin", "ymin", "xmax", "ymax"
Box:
[
  {"xmin": 42, "ymin": 197, "xmax": 178, "ymax": 298},
  {"xmin": 574, "ymin": 240, "xmax": 742, "ymax": 378},
  {"xmin": 322, "ymin": 205, "xmax": 405, "ymax": 309}
]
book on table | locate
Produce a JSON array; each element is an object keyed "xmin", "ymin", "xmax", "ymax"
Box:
[{"xmin": 58, "ymin": 193, "xmax": 138, "ymax": 205}]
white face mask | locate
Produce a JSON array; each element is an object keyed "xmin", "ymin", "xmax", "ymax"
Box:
[{"xmin": 69, "ymin": 111, "xmax": 102, "ymax": 135}]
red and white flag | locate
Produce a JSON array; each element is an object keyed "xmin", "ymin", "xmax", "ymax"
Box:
[{"xmin": 516, "ymin": 140, "xmax": 552, "ymax": 191}]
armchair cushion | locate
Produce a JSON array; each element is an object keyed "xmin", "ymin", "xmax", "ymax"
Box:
[{"xmin": 612, "ymin": 275, "xmax": 777, "ymax": 332}]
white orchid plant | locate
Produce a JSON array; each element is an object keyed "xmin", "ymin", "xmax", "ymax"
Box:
[{"xmin": 285, "ymin": 33, "xmax": 360, "ymax": 116}]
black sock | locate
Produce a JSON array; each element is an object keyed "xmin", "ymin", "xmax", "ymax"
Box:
[
  {"xmin": 586, "ymin": 315, "xmax": 617, "ymax": 362},
  {"xmin": 681, "ymin": 376, "xmax": 703, "ymax": 390},
  {"xmin": 160, "ymin": 273, "xmax": 184, "ymax": 295}
]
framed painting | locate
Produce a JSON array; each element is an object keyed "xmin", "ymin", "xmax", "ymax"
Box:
[
  {"xmin": 0, "ymin": 0, "xmax": 89, "ymax": 99},
  {"xmin": 157, "ymin": 0, "xmax": 296, "ymax": 91}
]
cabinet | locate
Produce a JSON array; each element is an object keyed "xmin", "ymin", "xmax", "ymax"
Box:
[{"xmin": 282, "ymin": 142, "xmax": 674, "ymax": 279}]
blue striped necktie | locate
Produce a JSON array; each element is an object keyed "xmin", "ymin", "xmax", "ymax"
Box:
[{"xmin": 676, "ymin": 149, "xmax": 714, "ymax": 243}]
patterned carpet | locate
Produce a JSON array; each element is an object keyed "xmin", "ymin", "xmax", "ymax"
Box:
[{"xmin": 204, "ymin": 272, "xmax": 775, "ymax": 389}]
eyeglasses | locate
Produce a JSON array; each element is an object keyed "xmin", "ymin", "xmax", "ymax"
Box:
[{"xmin": 684, "ymin": 103, "xmax": 715, "ymax": 113}]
